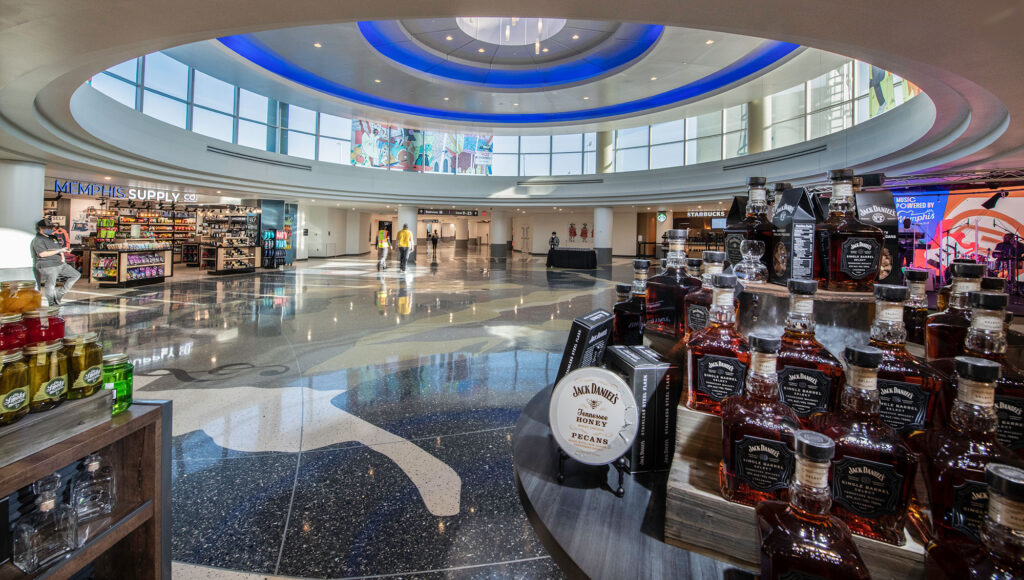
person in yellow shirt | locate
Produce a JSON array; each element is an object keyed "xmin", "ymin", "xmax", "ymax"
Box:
[
  {"xmin": 377, "ymin": 228, "xmax": 390, "ymax": 270},
  {"xmin": 396, "ymin": 224, "xmax": 413, "ymax": 271}
]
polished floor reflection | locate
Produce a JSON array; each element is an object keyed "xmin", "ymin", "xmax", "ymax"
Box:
[{"xmin": 61, "ymin": 246, "xmax": 627, "ymax": 579}]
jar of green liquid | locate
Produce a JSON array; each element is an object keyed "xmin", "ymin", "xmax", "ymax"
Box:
[{"xmin": 101, "ymin": 353, "xmax": 133, "ymax": 416}]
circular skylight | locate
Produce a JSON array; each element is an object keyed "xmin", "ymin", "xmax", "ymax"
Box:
[{"xmin": 455, "ymin": 17, "xmax": 567, "ymax": 46}]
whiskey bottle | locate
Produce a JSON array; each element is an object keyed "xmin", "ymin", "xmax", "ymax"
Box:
[
  {"xmin": 812, "ymin": 345, "xmax": 919, "ymax": 545},
  {"xmin": 776, "ymin": 278, "xmax": 845, "ymax": 426},
  {"xmin": 645, "ymin": 229, "xmax": 701, "ymax": 339},
  {"xmin": 916, "ymin": 356, "xmax": 1022, "ymax": 545},
  {"xmin": 686, "ymin": 272, "xmax": 750, "ymax": 415},
  {"xmin": 724, "ymin": 176, "xmax": 775, "ymax": 268},
  {"xmin": 12, "ymin": 474, "xmax": 77, "ymax": 573},
  {"xmin": 925, "ymin": 261, "xmax": 985, "ymax": 360},
  {"xmin": 682, "ymin": 250, "xmax": 727, "ymax": 342},
  {"xmin": 720, "ymin": 333, "xmax": 801, "ymax": 506},
  {"xmin": 768, "ymin": 181, "xmax": 792, "ymax": 222},
  {"xmin": 611, "ymin": 259, "xmax": 651, "ymax": 346},
  {"xmin": 936, "ymin": 258, "xmax": 978, "ymax": 311},
  {"xmin": 756, "ymin": 430, "xmax": 871, "ymax": 580},
  {"xmin": 685, "ymin": 257, "xmax": 703, "ymax": 283},
  {"xmin": 903, "ymin": 267, "xmax": 930, "ymax": 344},
  {"xmin": 925, "ymin": 463, "xmax": 1024, "ymax": 580},
  {"xmin": 814, "ymin": 169, "xmax": 885, "ymax": 292},
  {"xmin": 71, "ymin": 454, "xmax": 116, "ymax": 521},
  {"xmin": 870, "ymin": 284, "xmax": 947, "ymax": 439}
]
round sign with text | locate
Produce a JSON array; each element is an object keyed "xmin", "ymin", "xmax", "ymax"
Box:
[{"xmin": 548, "ymin": 367, "xmax": 638, "ymax": 465}]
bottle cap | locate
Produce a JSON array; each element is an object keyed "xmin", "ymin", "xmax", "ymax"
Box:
[
  {"xmin": 665, "ymin": 229, "xmax": 687, "ymax": 240},
  {"xmin": 903, "ymin": 268, "xmax": 930, "ymax": 282},
  {"xmin": 955, "ymin": 356, "xmax": 1001, "ymax": 383},
  {"xmin": 103, "ymin": 353, "xmax": 130, "ymax": 366},
  {"xmin": 969, "ymin": 291, "xmax": 1008, "ymax": 310},
  {"xmin": 787, "ymin": 278, "xmax": 818, "ymax": 295},
  {"xmin": 686, "ymin": 258, "xmax": 704, "ymax": 270},
  {"xmin": 951, "ymin": 261, "xmax": 986, "ymax": 278},
  {"xmin": 794, "ymin": 430, "xmax": 834, "ymax": 461},
  {"xmin": 615, "ymin": 283, "xmax": 632, "ymax": 295},
  {"xmin": 986, "ymin": 464, "xmax": 1024, "ymax": 501},
  {"xmin": 982, "ymin": 277, "xmax": 1008, "ymax": 292},
  {"xmin": 828, "ymin": 168, "xmax": 855, "ymax": 181},
  {"xmin": 845, "ymin": 345, "xmax": 884, "ymax": 369},
  {"xmin": 633, "ymin": 259, "xmax": 651, "ymax": 269},
  {"xmin": 748, "ymin": 332, "xmax": 781, "ymax": 353},
  {"xmin": 0, "ymin": 313, "xmax": 23, "ymax": 324},
  {"xmin": 772, "ymin": 182, "xmax": 792, "ymax": 192},
  {"xmin": 874, "ymin": 284, "xmax": 909, "ymax": 302},
  {"xmin": 746, "ymin": 176, "xmax": 767, "ymax": 187},
  {"xmin": 702, "ymin": 251, "xmax": 726, "ymax": 263},
  {"xmin": 712, "ymin": 273, "xmax": 737, "ymax": 289}
]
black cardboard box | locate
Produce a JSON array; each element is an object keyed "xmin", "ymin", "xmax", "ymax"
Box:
[
  {"xmin": 555, "ymin": 308, "xmax": 614, "ymax": 385},
  {"xmin": 723, "ymin": 195, "xmax": 749, "ymax": 265},
  {"xmin": 855, "ymin": 190, "xmax": 901, "ymax": 284},
  {"xmin": 770, "ymin": 187, "xmax": 817, "ymax": 285},
  {"xmin": 605, "ymin": 345, "xmax": 675, "ymax": 472},
  {"xmin": 635, "ymin": 345, "xmax": 680, "ymax": 470}
]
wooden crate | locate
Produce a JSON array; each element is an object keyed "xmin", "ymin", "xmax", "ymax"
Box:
[
  {"xmin": 0, "ymin": 391, "xmax": 112, "ymax": 469},
  {"xmin": 664, "ymin": 405, "xmax": 926, "ymax": 579}
]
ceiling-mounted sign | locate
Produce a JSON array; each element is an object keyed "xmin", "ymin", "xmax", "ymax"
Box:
[
  {"xmin": 656, "ymin": 211, "xmax": 668, "ymax": 223},
  {"xmin": 51, "ymin": 178, "xmax": 200, "ymax": 203},
  {"xmin": 418, "ymin": 209, "xmax": 479, "ymax": 216},
  {"xmin": 687, "ymin": 210, "xmax": 727, "ymax": 217}
]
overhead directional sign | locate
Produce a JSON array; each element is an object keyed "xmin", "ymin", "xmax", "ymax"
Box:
[{"xmin": 418, "ymin": 209, "xmax": 479, "ymax": 216}]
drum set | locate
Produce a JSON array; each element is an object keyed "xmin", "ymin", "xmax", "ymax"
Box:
[{"xmin": 939, "ymin": 229, "xmax": 1023, "ymax": 296}]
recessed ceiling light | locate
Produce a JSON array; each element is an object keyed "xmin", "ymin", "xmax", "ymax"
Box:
[
  {"xmin": 313, "ymin": 42, "xmax": 322, "ymax": 48},
  {"xmin": 374, "ymin": 79, "xmax": 381, "ymax": 83},
  {"xmin": 513, "ymin": 102, "xmax": 519, "ymax": 106},
  {"xmin": 650, "ymin": 76, "xmax": 657, "ymax": 81},
  {"xmin": 583, "ymin": 96, "xmax": 590, "ymax": 100},
  {"xmin": 478, "ymin": 47, "xmax": 486, "ymax": 53},
  {"xmin": 572, "ymin": 34, "xmax": 579, "ymax": 40},
  {"xmin": 216, "ymin": 190, "xmax": 221, "ymax": 193},
  {"xmin": 445, "ymin": 35, "xmax": 453, "ymax": 41},
  {"xmin": 542, "ymin": 47, "xmax": 549, "ymax": 53},
  {"xmin": 103, "ymin": 176, "xmax": 111, "ymax": 180},
  {"xmin": 443, "ymin": 97, "xmax": 449, "ymax": 101},
  {"xmin": 718, "ymin": 201, "xmax": 723, "ymax": 205},
  {"xmin": 706, "ymin": 39, "xmax": 715, "ymax": 45}
]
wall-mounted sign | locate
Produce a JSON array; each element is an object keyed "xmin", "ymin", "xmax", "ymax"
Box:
[
  {"xmin": 687, "ymin": 210, "xmax": 727, "ymax": 217},
  {"xmin": 656, "ymin": 211, "xmax": 668, "ymax": 223},
  {"xmin": 52, "ymin": 178, "xmax": 200, "ymax": 203},
  {"xmin": 418, "ymin": 208, "xmax": 479, "ymax": 216}
]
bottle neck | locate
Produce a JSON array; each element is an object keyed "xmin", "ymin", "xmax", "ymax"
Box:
[
  {"xmin": 666, "ymin": 240, "xmax": 687, "ymax": 269},
  {"xmin": 785, "ymin": 295, "xmax": 816, "ymax": 334},
  {"xmin": 966, "ymin": 306, "xmax": 1007, "ymax": 356},
  {"xmin": 746, "ymin": 188, "xmax": 768, "ymax": 218},
  {"xmin": 949, "ymin": 276, "xmax": 981, "ymax": 310},
  {"xmin": 616, "ymin": 292, "xmax": 630, "ymax": 303},
  {"xmin": 871, "ymin": 299, "xmax": 907, "ymax": 345},
  {"xmin": 789, "ymin": 456, "xmax": 832, "ymax": 515},
  {"xmin": 982, "ymin": 493, "xmax": 1024, "ymax": 564},
  {"xmin": 841, "ymin": 365, "xmax": 881, "ymax": 415},
  {"xmin": 701, "ymin": 263, "xmax": 723, "ymax": 288},
  {"xmin": 746, "ymin": 351, "xmax": 779, "ymax": 398},
  {"xmin": 828, "ymin": 182, "xmax": 854, "ymax": 215},
  {"xmin": 951, "ymin": 378, "xmax": 999, "ymax": 435},
  {"xmin": 907, "ymin": 281, "xmax": 928, "ymax": 308},
  {"xmin": 632, "ymin": 269, "xmax": 649, "ymax": 298},
  {"xmin": 710, "ymin": 288, "xmax": 736, "ymax": 325}
]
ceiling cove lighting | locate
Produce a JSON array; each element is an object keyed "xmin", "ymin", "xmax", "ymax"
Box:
[
  {"xmin": 456, "ymin": 17, "xmax": 566, "ymax": 46},
  {"xmin": 313, "ymin": 42, "xmax": 322, "ymax": 48}
]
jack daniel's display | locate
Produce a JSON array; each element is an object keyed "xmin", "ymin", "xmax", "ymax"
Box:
[
  {"xmin": 814, "ymin": 169, "xmax": 885, "ymax": 292},
  {"xmin": 611, "ymin": 259, "xmax": 651, "ymax": 346},
  {"xmin": 645, "ymin": 229, "xmax": 700, "ymax": 340},
  {"xmin": 555, "ymin": 309, "xmax": 614, "ymax": 384},
  {"xmin": 606, "ymin": 345, "xmax": 675, "ymax": 472},
  {"xmin": 853, "ymin": 184, "xmax": 900, "ymax": 285},
  {"xmin": 686, "ymin": 273, "xmax": 750, "ymax": 416},
  {"xmin": 769, "ymin": 186, "xmax": 817, "ymax": 285},
  {"xmin": 723, "ymin": 177, "xmax": 775, "ymax": 268}
]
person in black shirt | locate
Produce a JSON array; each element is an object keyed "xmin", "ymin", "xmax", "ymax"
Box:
[{"xmin": 31, "ymin": 219, "xmax": 80, "ymax": 305}]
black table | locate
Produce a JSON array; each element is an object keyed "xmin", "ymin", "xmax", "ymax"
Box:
[
  {"xmin": 546, "ymin": 248, "xmax": 597, "ymax": 269},
  {"xmin": 513, "ymin": 385, "xmax": 745, "ymax": 579}
]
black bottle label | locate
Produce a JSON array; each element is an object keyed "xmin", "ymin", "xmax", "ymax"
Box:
[
  {"xmin": 777, "ymin": 366, "xmax": 832, "ymax": 418},
  {"xmin": 839, "ymin": 237, "xmax": 881, "ymax": 280},
  {"xmin": 734, "ymin": 435, "xmax": 794, "ymax": 492},
  {"xmin": 951, "ymin": 481, "xmax": 988, "ymax": 543},
  {"xmin": 832, "ymin": 456, "xmax": 904, "ymax": 518},
  {"xmin": 695, "ymin": 354, "xmax": 747, "ymax": 402},
  {"xmin": 725, "ymin": 233, "xmax": 745, "ymax": 264},
  {"xmin": 877, "ymin": 378, "xmax": 931, "ymax": 434},
  {"xmin": 995, "ymin": 395, "xmax": 1024, "ymax": 451},
  {"xmin": 687, "ymin": 304, "xmax": 709, "ymax": 332}
]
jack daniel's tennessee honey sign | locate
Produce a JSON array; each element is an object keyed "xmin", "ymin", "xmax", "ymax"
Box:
[{"xmin": 549, "ymin": 367, "xmax": 638, "ymax": 465}]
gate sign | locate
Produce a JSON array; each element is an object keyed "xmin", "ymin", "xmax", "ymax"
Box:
[{"xmin": 418, "ymin": 209, "xmax": 479, "ymax": 216}]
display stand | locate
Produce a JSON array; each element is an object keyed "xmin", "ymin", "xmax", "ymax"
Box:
[
  {"xmin": 201, "ymin": 243, "xmax": 261, "ymax": 275},
  {"xmin": 180, "ymin": 243, "xmax": 200, "ymax": 267},
  {"xmin": 0, "ymin": 401, "xmax": 171, "ymax": 579},
  {"xmin": 88, "ymin": 248, "xmax": 173, "ymax": 288}
]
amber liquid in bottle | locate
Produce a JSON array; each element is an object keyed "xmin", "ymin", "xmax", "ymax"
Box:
[
  {"xmin": 925, "ymin": 262, "xmax": 984, "ymax": 360},
  {"xmin": 611, "ymin": 260, "xmax": 650, "ymax": 346},
  {"xmin": 903, "ymin": 270, "xmax": 930, "ymax": 344},
  {"xmin": 756, "ymin": 430, "xmax": 871, "ymax": 580},
  {"xmin": 681, "ymin": 252, "xmax": 724, "ymax": 344},
  {"xmin": 814, "ymin": 170, "xmax": 884, "ymax": 292},
  {"xmin": 776, "ymin": 281, "xmax": 844, "ymax": 427},
  {"xmin": 812, "ymin": 351, "xmax": 918, "ymax": 545},
  {"xmin": 720, "ymin": 337, "xmax": 800, "ymax": 506},
  {"xmin": 686, "ymin": 274, "xmax": 749, "ymax": 416},
  {"xmin": 723, "ymin": 177, "xmax": 775, "ymax": 268},
  {"xmin": 646, "ymin": 232, "xmax": 701, "ymax": 340},
  {"xmin": 914, "ymin": 358, "xmax": 1024, "ymax": 545},
  {"xmin": 870, "ymin": 286, "xmax": 947, "ymax": 440}
]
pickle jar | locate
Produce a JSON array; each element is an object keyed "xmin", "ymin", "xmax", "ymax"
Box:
[
  {"xmin": 25, "ymin": 341, "xmax": 68, "ymax": 413},
  {"xmin": 22, "ymin": 307, "xmax": 65, "ymax": 346},
  {"xmin": 63, "ymin": 333, "xmax": 103, "ymax": 400},
  {"xmin": 0, "ymin": 351, "xmax": 30, "ymax": 426},
  {"xmin": 1, "ymin": 281, "xmax": 42, "ymax": 314},
  {"xmin": 0, "ymin": 313, "xmax": 27, "ymax": 354},
  {"xmin": 102, "ymin": 354, "xmax": 133, "ymax": 416}
]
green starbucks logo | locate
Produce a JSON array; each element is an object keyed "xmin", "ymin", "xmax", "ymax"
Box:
[
  {"xmin": 45, "ymin": 376, "xmax": 67, "ymax": 398},
  {"xmin": 2, "ymin": 388, "xmax": 27, "ymax": 412}
]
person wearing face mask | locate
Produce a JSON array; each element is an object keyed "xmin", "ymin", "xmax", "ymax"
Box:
[{"xmin": 31, "ymin": 219, "xmax": 80, "ymax": 305}]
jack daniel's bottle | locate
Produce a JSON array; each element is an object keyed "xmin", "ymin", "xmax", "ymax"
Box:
[
  {"xmin": 724, "ymin": 177, "xmax": 775, "ymax": 268},
  {"xmin": 645, "ymin": 230, "xmax": 700, "ymax": 339},
  {"xmin": 686, "ymin": 273, "xmax": 749, "ymax": 416},
  {"xmin": 903, "ymin": 267, "xmax": 930, "ymax": 344},
  {"xmin": 926, "ymin": 261, "xmax": 985, "ymax": 360},
  {"xmin": 814, "ymin": 169, "xmax": 884, "ymax": 292},
  {"xmin": 682, "ymin": 251, "xmax": 727, "ymax": 342},
  {"xmin": 611, "ymin": 259, "xmax": 650, "ymax": 346}
]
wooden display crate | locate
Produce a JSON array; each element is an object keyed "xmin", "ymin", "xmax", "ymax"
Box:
[{"xmin": 664, "ymin": 405, "xmax": 926, "ymax": 579}]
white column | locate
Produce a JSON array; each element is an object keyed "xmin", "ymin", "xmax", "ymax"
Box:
[
  {"xmin": 397, "ymin": 205, "xmax": 419, "ymax": 264},
  {"xmin": 455, "ymin": 218, "xmax": 469, "ymax": 248},
  {"xmin": 0, "ymin": 161, "xmax": 45, "ymax": 281},
  {"xmin": 489, "ymin": 209, "xmax": 509, "ymax": 260},
  {"xmin": 594, "ymin": 207, "xmax": 613, "ymax": 265}
]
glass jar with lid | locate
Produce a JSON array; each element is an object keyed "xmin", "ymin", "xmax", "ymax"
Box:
[
  {"xmin": 25, "ymin": 341, "xmax": 68, "ymax": 413},
  {"xmin": 1, "ymin": 281, "xmax": 42, "ymax": 314},
  {"xmin": 22, "ymin": 307, "xmax": 65, "ymax": 347},
  {"xmin": 0, "ymin": 313, "xmax": 28, "ymax": 354},
  {"xmin": 102, "ymin": 353, "xmax": 133, "ymax": 416},
  {"xmin": 0, "ymin": 351, "xmax": 30, "ymax": 426},
  {"xmin": 63, "ymin": 333, "xmax": 103, "ymax": 400}
]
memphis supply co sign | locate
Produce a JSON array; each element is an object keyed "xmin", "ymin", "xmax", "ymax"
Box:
[{"xmin": 52, "ymin": 178, "xmax": 199, "ymax": 203}]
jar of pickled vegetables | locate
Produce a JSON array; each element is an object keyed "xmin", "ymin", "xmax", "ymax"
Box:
[
  {"xmin": 22, "ymin": 307, "xmax": 65, "ymax": 347},
  {"xmin": 1, "ymin": 281, "xmax": 42, "ymax": 314},
  {"xmin": 102, "ymin": 353, "xmax": 133, "ymax": 416},
  {"xmin": 63, "ymin": 333, "xmax": 103, "ymax": 400},
  {"xmin": 25, "ymin": 341, "xmax": 68, "ymax": 413},
  {"xmin": 0, "ymin": 351, "xmax": 29, "ymax": 426},
  {"xmin": 0, "ymin": 314, "xmax": 27, "ymax": 354}
]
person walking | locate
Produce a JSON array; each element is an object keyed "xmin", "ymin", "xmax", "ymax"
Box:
[
  {"xmin": 31, "ymin": 219, "xmax": 80, "ymax": 305},
  {"xmin": 397, "ymin": 223, "xmax": 413, "ymax": 271},
  {"xmin": 431, "ymin": 231, "xmax": 439, "ymax": 256},
  {"xmin": 377, "ymin": 228, "xmax": 390, "ymax": 270}
]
